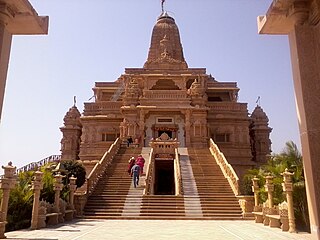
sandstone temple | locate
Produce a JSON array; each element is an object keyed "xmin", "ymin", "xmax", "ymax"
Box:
[{"xmin": 59, "ymin": 12, "xmax": 272, "ymax": 219}]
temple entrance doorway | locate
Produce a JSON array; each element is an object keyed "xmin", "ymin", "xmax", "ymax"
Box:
[
  {"xmin": 154, "ymin": 160, "xmax": 175, "ymax": 195},
  {"xmin": 144, "ymin": 113, "xmax": 186, "ymax": 147}
]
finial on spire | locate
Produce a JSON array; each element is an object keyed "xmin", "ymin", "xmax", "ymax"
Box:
[
  {"xmin": 73, "ymin": 96, "xmax": 76, "ymax": 107},
  {"xmin": 255, "ymin": 96, "xmax": 261, "ymax": 106},
  {"xmin": 161, "ymin": 0, "xmax": 165, "ymax": 13}
]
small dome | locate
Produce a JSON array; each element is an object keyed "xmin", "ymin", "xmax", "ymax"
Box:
[
  {"xmin": 63, "ymin": 106, "xmax": 81, "ymax": 126},
  {"xmin": 251, "ymin": 105, "xmax": 269, "ymax": 122}
]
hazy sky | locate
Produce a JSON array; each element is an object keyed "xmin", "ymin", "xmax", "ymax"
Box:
[{"xmin": 0, "ymin": 0, "xmax": 300, "ymax": 169}]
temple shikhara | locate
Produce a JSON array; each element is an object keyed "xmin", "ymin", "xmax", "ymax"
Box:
[{"xmin": 59, "ymin": 11, "xmax": 272, "ymax": 219}]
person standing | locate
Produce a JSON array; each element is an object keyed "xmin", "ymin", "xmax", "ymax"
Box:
[
  {"xmin": 136, "ymin": 154, "xmax": 145, "ymax": 175},
  {"xmin": 127, "ymin": 157, "xmax": 135, "ymax": 175},
  {"xmin": 131, "ymin": 163, "xmax": 140, "ymax": 188},
  {"xmin": 127, "ymin": 136, "xmax": 133, "ymax": 147}
]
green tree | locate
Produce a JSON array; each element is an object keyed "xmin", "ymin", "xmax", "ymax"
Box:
[
  {"xmin": 6, "ymin": 171, "xmax": 34, "ymax": 231},
  {"xmin": 243, "ymin": 141, "xmax": 309, "ymax": 231}
]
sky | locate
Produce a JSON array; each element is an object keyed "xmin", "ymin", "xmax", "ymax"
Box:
[{"xmin": 0, "ymin": 0, "xmax": 300, "ymax": 169}]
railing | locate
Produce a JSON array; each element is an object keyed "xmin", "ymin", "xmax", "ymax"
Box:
[
  {"xmin": 83, "ymin": 102, "xmax": 123, "ymax": 115},
  {"xmin": 209, "ymin": 138, "xmax": 239, "ymax": 196},
  {"xmin": 144, "ymin": 148, "xmax": 155, "ymax": 195},
  {"xmin": 86, "ymin": 138, "xmax": 121, "ymax": 196},
  {"xmin": 142, "ymin": 90, "xmax": 188, "ymax": 99},
  {"xmin": 174, "ymin": 148, "xmax": 182, "ymax": 196},
  {"xmin": 207, "ymin": 102, "xmax": 248, "ymax": 112},
  {"xmin": 149, "ymin": 140, "xmax": 179, "ymax": 154},
  {"xmin": 16, "ymin": 155, "xmax": 61, "ymax": 173}
]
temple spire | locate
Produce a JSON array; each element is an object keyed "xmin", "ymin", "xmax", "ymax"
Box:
[{"xmin": 143, "ymin": 11, "xmax": 188, "ymax": 69}]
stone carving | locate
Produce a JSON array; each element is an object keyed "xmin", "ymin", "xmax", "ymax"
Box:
[{"xmin": 125, "ymin": 79, "xmax": 140, "ymax": 97}]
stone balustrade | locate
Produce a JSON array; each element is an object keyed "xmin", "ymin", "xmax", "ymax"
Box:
[
  {"xmin": 252, "ymin": 169, "xmax": 296, "ymax": 233},
  {"xmin": 149, "ymin": 135, "xmax": 180, "ymax": 155},
  {"xmin": 209, "ymin": 139, "xmax": 239, "ymax": 196},
  {"xmin": 83, "ymin": 102, "xmax": 123, "ymax": 115},
  {"xmin": 144, "ymin": 148, "xmax": 155, "ymax": 195},
  {"xmin": 206, "ymin": 102, "xmax": 248, "ymax": 112},
  {"xmin": 142, "ymin": 90, "xmax": 188, "ymax": 99},
  {"xmin": 174, "ymin": 148, "xmax": 182, "ymax": 196},
  {"xmin": 86, "ymin": 138, "xmax": 121, "ymax": 197}
]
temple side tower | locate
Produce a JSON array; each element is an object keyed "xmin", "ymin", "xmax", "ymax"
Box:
[
  {"xmin": 249, "ymin": 105, "xmax": 272, "ymax": 165},
  {"xmin": 60, "ymin": 105, "xmax": 82, "ymax": 161}
]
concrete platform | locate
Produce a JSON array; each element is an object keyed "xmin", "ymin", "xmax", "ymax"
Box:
[{"xmin": 5, "ymin": 219, "xmax": 312, "ymax": 240}]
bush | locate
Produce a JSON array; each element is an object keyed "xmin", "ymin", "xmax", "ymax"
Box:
[
  {"xmin": 242, "ymin": 141, "xmax": 310, "ymax": 232},
  {"xmin": 6, "ymin": 171, "xmax": 33, "ymax": 232},
  {"xmin": 61, "ymin": 160, "xmax": 86, "ymax": 188}
]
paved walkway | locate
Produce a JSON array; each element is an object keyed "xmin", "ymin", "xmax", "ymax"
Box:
[{"xmin": 6, "ymin": 219, "xmax": 313, "ymax": 240}]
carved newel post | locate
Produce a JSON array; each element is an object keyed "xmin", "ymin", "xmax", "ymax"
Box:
[
  {"xmin": 252, "ymin": 176, "xmax": 260, "ymax": 211},
  {"xmin": 0, "ymin": 162, "xmax": 17, "ymax": 238},
  {"xmin": 69, "ymin": 175, "xmax": 77, "ymax": 210},
  {"xmin": 265, "ymin": 175, "xmax": 274, "ymax": 208},
  {"xmin": 54, "ymin": 173, "xmax": 64, "ymax": 212},
  {"xmin": 282, "ymin": 168, "xmax": 296, "ymax": 233},
  {"xmin": 31, "ymin": 171, "xmax": 43, "ymax": 230}
]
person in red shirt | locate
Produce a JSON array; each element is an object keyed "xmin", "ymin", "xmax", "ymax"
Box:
[
  {"xmin": 127, "ymin": 157, "xmax": 135, "ymax": 176},
  {"xmin": 135, "ymin": 154, "xmax": 145, "ymax": 175}
]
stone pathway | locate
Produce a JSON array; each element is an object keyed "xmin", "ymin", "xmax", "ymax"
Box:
[
  {"xmin": 179, "ymin": 147, "xmax": 203, "ymax": 218},
  {"xmin": 5, "ymin": 219, "xmax": 312, "ymax": 240}
]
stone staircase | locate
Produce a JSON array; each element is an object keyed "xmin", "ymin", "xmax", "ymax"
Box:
[
  {"xmin": 84, "ymin": 146, "xmax": 142, "ymax": 218},
  {"xmin": 83, "ymin": 146, "xmax": 243, "ymax": 220},
  {"xmin": 186, "ymin": 147, "xmax": 243, "ymax": 219}
]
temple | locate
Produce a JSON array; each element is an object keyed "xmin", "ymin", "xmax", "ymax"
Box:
[{"xmin": 60, "ymin": 12, "xmax": 272, "ymax": 184}]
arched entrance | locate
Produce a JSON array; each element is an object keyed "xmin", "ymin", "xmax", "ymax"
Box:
[{"xmin": 144, "ymin": 113, "xmax": 185, "ymax": 147}]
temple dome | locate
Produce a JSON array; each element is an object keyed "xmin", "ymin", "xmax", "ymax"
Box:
[
  {"xmin": 251, "ymin": 105, "xmax": 269, "ymax": 122},
  {"xmin": 63, "ymin": 106, "xmax": 81, "ymax": 127},
  {"xmin": 144, "ymin": 12, "xmax": 188, "ymax": 70}
]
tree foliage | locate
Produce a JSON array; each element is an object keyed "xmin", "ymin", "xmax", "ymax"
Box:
[
  {"xmin": 4, "ymin": 159, "xmax": 86, "ymax": 232},
  {"xmin": 243, "ymin": 141, "xmax": 309, "ymax": 232},
  {"xmin": 6, "ymin": 171, "xmax": 33, "ymax": 231}
]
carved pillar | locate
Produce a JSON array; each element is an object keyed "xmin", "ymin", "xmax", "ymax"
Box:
[
  {"xmin": 0, "ymin": 8, "xmax": 12, "ymax": 120},
  {"xmin": 139, "ymin": 110, "xmax": 145, "ymax": 145},
  {"xmin": 252, "ymin": 176, "xmax": 260, "ymax": 211},
  {"xmin": 54, "ymin": 173, "xmax": 64, "ymax": 212},
  {"xmin": 282, "ymin": 168, "xmax": 296, "ymax": 233},
  {"xmin": 69, "ymin": 175, "xmax": 77, "ymax": 210},
  {"xmin": 185, "ymin": 110, "xmax": 191, "ymax": 146},
  {"xmin": 31, "ymin": 171, "xmax": 43, "ymax": 230},
  {"xmin": 265, "ymin": 175, "xmax": 274, "ymax": 208},
  {"xmin": 0, "ymin": 162, "xmax": 16, "ymax": 239}
]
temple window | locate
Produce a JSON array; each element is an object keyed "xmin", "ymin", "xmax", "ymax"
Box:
[
  {"xmin": 208, "ymin": 96, "xmax": 222, "ymax": 102},
  {"xmin": 101, "ymin": 133, "xmax": 117, "ymax": 141},
  {"xmin": 213, "ymin": 133, "xmax": 230, "ymax": 143},
  {"xmin": 156, "ymin": 117, "xmax": 173, "ymax": 124}
]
